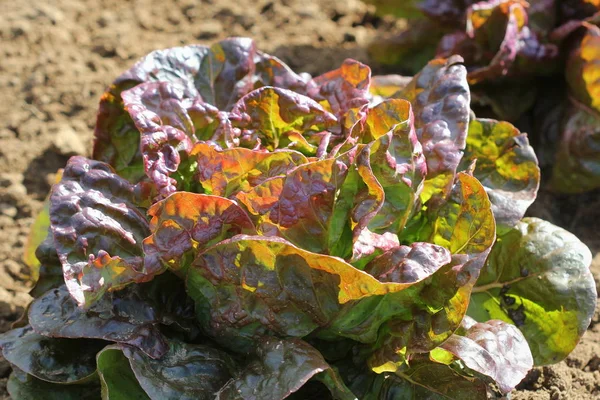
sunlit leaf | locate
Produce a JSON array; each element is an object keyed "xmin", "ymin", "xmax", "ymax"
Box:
[{"xmin": 469, "ymin": 218, "xmax": 597, "ymax": 365}]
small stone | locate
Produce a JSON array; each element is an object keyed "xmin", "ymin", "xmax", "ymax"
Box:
[
  {"xmin": 194, "ymin": 20, "xmax": 223, "ymax": 39},
  {"xmin": 0, "ymin": 204, "xmax": 17, "ymax": 218},
  {"xmin": 51, "ymin": 124, "xmax": 86, "ymax": 156}
]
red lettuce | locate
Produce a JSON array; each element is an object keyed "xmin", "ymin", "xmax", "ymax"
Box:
[{"xmin": 1, "ymin": 38, "xmax": 596, "ymax": 399}]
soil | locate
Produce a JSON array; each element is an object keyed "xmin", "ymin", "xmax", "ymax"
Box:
[{"xmin": 0, "ymin": 0, "xmax": 598, "ymax": 399}]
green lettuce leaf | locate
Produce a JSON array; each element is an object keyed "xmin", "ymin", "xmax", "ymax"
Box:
[
  {"xmin": 97, "ymin": 346, "xmax": 149, "ymax": 400},
  {"xmin": 469, "ymin": 217, "xmax": 597, "ymax": 365}
]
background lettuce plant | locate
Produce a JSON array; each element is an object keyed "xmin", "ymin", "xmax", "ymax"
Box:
[
  {"xmin": 1, "ymin": 37, "xmax": 596, "ymax": 399},
  {"xmin": 365, "ymin": 0, "xmax": 600, "ymax": 194}
]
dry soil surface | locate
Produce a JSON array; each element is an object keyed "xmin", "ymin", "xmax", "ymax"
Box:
[{"xmin": 0, "ymin": 0, "xmax": 599, "ymax": 399}]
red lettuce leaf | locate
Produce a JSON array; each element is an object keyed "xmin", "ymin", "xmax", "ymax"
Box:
[
  {"xmin": 49, "ymin": 156, "xmax": 153, "ymax": 306},
  {"xmin": 307, "ymin": 59, "xmax": 372, "ymax": 122},
  {"xmin": 192, "ymin": 143, "xmax": 308, "ymax": 198},
  {"xmin": 440, "ymin": 318, "xmax": 533, "ymax": 393},
  {"xmin": 28, "ymin": 285, "xmax": 168, "ymax": 359},
  {"xmin": 144, "ymin": 192, "xmax": 257, "ymax": 276},
  {"xmin": 0, "ymin": 326, "xmax": 105, "ymax": 384},
  {"xmin": 235, "ymin": 147, "xmax": 384, "ymax": 259},
  {"xmin": 396, "ymin": 56, "xmax": 470, "ymax": 204},
  {"xmin": 117, "ymin": 341, "xmax": 236, "ymax": 400},
  {"xmin": 215, "ymin": 338, "xmax": 339, "ymax": 400}
]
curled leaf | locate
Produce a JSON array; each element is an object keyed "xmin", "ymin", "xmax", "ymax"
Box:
[
  {"xmin": 192, "ymin": 143, "xmax": 307, "ymax": 197},
  {"xmin": 121, "ymin": 81, "xmax": 204, "ymax": 198},
  {"xmin": 236, "ymin": 148, "xmax": 384, "ymax": 258},
  {"xmin": 365, "ymin": 242, "xmax": 451, "ymax": 284},
  {"xmin": 308, "ymin": 59, "xmax": 372, "ymax": 120},
  {"xmin": 231, "ymin": 86, "xmax": 337, "ymax": 154},
  {"xmin": 94, "ymin": 43, "xmax": 216, "ymax": 182},
  {"xmin": 144, "ymin": 192, "xmax": 256, "ymax": 276},
  {"xmin": 461, "ymin": 118, "xmax": 540, "ymax": 233}
]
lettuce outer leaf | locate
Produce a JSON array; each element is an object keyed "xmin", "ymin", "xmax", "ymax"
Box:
[
  {"xmin": 460, "ymin": 118, "xmax": 540, "ymax": 234},
  {"xmin": 192, "ymin": 143, "xmax": 308, "ymax": 197},
  {"xmin": 440, "ymin": 318, "xmax": 533, "ymax": 393},
  {"xmin": 186, "ymin": 214, "xmax": 492, "ymax": 356},
  {"xmin": 215, "ymin": 338, "xmax": 338, "ymax": 400},
  {"xmin": 118, "ymin": 341, "xmax": 235, "ymax": 400},
  {"xmin": 0, "ymin": 325, "xmax": 104, "ymax": 384},
  {"xmin": 349, "ymin": 364, "xmax": 488, "ymax": 400},
  {"xmin": 396, "ymin": 56, "xmax": 470, "ymax": 204},
  {"xmin": 28, "ymin": 234, "xmax": 63, "ymax": 298},
  {"xmin": 7, "ymin": 368, "xmax": 99, "ymax": 400},
  {"xmin": 143, "ymin": 192, "xmax": 257, "ymax": 276},
  {"xmin": 28, "ymin": 285, "xmax": 168, "ymax": 359},
  {"xmin": 469, "ymin": 217, "xmax": 597, "ymax": 365},
  {"xmin": 94, "ymin": 43, "xmax": 215, "ymax": 182},
  {"xmin": 49, "ymin": 156, "xmax": 152, "ymax": 306}
]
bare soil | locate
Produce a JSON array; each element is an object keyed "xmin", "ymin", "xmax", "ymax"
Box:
[{"xmin": 0, "ymin": 0, "xmax": 598, "ymax": 399}]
